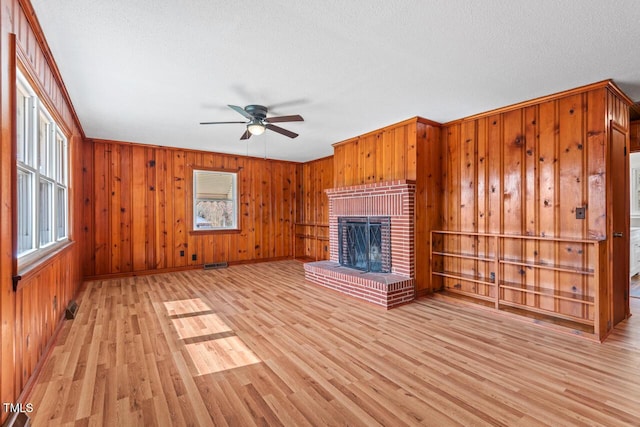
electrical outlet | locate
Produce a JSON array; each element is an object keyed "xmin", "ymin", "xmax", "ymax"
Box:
[
  {"xmin": 192, "ymin": 254, "xmax": 197, "ymax": 261},
  {"xmin": 180, "ymin": 250, "xmax": 185, "ymax": 257},
  {"xmin": 575, "ymin": 207, "xmax": 586, "ymax": 219}
]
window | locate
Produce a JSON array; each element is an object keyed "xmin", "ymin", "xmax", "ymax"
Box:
[
  {"xmin": 16, "ymin": 70, "xmax": 68, "ymax": 261},
  {"xmin": 192, "ymin": 170, "xmax": 238, "ymax": 230}
]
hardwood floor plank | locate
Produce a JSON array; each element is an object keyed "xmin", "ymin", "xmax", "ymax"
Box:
[{"xmin": 26, "ymin": 261, "xmax": 640, "ymax": 426}]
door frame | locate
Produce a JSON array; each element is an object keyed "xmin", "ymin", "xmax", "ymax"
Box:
[{"xmin": 609, "ymin": 121, "xmax": 630, "ymax": 327}]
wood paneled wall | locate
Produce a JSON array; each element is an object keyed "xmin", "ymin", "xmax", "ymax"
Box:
[
  {"xmin": 441, "ymin": 83, "xmax": 628, "ymax": 240},
  {"xmin": 330, "ymin": 117, "xmax": 443, "ymax": 293},
  {"xmin": 415, "ymin": 122, "xmax": 443, "ymax": 294},
  {"xmin": 295, "ymin": 156, "xmax": 333, "ymax": 260},
  {"xmin": 438, "ymin": 81, "xmax": 632, "ymax": 330},
  {"xmin": 1, "ymin": 0, "xmax": 84, "ymax": 421},
  {"xmin": 83, "ymin": 140, "xmax": 299, "ymax": 277},
  {"xmin": 333, "ymin": 117, "xmax": 433, "ymax": 187}
]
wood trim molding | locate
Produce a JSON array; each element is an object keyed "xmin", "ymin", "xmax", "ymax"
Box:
[
  {"xmin": 83, "ymin": 255, "xmax": 294, "ymax": 281},
  {"xmin": 87, "ymin": 138, "xmax": 304, "ymax": 165},
  {"xmin": 444, "ymin": 80, "xmax": 633, "ymax": 126},
  {"xmin": 15, "ymin": 48, "xmax": 73, "ymax": 138},
  {"xmin": 9, "ymin": 33, "xmax": 17, "ymax": 283},
  {"xmin": 15, "ymin": 241, "xmax": 76, "ymax": 286},
  {"xmin": 332, "ymin": 116, "xmax": 442, "ymax": 148},
  {"xmin": 17, "ymin": 0, "xmax": 85, "ymax": 138}
]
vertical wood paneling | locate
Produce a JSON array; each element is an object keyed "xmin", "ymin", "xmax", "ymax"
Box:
[
  {"xmin": 443, "ymin": 124, "xmax": 460, "ymax": 291},
  {"xmin": 110, "ymin": 144, "xmax": 122, "ymax": 273},
  {"xmin": 82, "ymin": 138, "xmax": 95, "ymax": 277},
  {"xmin": 459, "ymin": 121, "xmax": 476, "ymax": 285},
  {"xmin": 145, "ymin": 148, "xmax": 156, "ymax": 268},
  {"xmin": 361, "ymin": 133, "xmax": 377, "ymax": 183},
  {"xmin": 382, "ymin": 129, "xmax": 395, "ymax": 182},
  {"xmin": 155, "ymin": 149, "xmax": 168, "ymax": 269},
  {"xmin": 93, "ymin": 142, "xmax": 109, "ymax": 275},
  {"xmin": 501, "ymin": 109, "xmax": 524, "ymax": 302},
  {"xmin": 87, "ymin": 141, "xmax": 298, "ymax": 276},
  {"xmin": 406, "ymin": 121, "xmax": 417, "ymax": 180},
  {"xmin": 294, "ymin": 156, "xmax": 333, "ymax": 261},
  {"xmin": 524, "ymin": 106, "xmax": 539, "ymax": 306},
  {"xmin": 476, "ymin": 118, "xmax": 491, "ymax": 288},
  {"xmin": 119, "ymin": 145, "xmax": 132, "ymax": 272},
  {"xmin": 186, "ymin": 152, "xmax": 201, "ymax": 266},
  {"xmin": 415, "ymin": 123, "xmax": 443, "ymax": 293},
  {"xmin": 332, "ymin": 119, "xmax": 426, "ymax": 187},
  {"xmin": 586, "ymin": 89, "xmax": 607, "ymax": 239},
  {"xmin": 557, "ymin": 94, "xmax": 586, "ymax": 317},
  {"xmin": 173, "ymin": 151, "xmax": 187, "ymax": 267},
  {"xmin": 487, "ymin": 115, "xmax": 502, "ymax": 235},
  {"xmin": 439, "ymin": 82, "xmax": 630, "ymax": 327},
  {"xmin": 393, "ymin": 126, "xmax": 407, "ymax": 180}
]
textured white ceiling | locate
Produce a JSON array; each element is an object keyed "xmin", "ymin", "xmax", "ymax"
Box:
[{"xmin": 29, "ymin": 0, "xmax": 640, "ymax": 162}]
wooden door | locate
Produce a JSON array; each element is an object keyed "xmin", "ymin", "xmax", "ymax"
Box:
[
  {"xmin": 630, "ymin": 121, "xmax": 640, "ymax": 153},
  {"xmin": 611, "ymin": 125, "xmax": 629, "ymax": 325}
]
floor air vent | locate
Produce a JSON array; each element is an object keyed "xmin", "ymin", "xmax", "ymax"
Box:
[{"xmin": 204, "ymin": 262, "xmax": 228, "ymax": 270}]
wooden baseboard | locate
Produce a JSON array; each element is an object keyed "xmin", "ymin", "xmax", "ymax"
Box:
[{"xmin": 83, "ymin": 256, "xmax": 295, "ymax": 281}]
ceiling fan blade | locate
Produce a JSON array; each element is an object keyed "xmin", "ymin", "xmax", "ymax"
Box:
[
  {"xmin": 267, "ymin": 98, "xmax": 308, "ymax": 113},
  {"xmin": 266, "ymin": 124, "xmax": 298, "ymax": 139},
  {"xmin": 200, "ymin": 121, "xmax": 247, "ymax": 125},
  {"xmin": 228, "ymin": 104, "xmax": 254, "ymax": 120},
  {"xmin": 240, "ymin": 129, "xmax": 252, "ymax": 140},
  {"xmin": 265, "ymin": 114, "xmax": 304, "ymax": 123}
]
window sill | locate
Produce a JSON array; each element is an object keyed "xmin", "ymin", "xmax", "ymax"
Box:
[
  {"xmin": 16, "ymin": 240, "xmax": 75, "ymax": 282},
  {"xmin": 189, "ymin": 228, "xmax": 242, "ymax": 236}
]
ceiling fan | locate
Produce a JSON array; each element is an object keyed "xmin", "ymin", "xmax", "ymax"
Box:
[{"xmin": 200, "ymin": 104, "xmax": 304, "ymax": 140}]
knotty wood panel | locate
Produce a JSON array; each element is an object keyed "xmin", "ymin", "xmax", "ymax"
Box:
[
  {"xmin": 439, "ymin": 82, "xmax": 631, "ymax": 328},
  {"xmin": 84, "ymin": 140, "xmax": 298, "ymax": 276},
  {"xmin": 294, "ymin": 155, "xmax": 333, "ymax": 260},
  {"xmin": 414, "ymin": 122, "xmax": 442, "ymax": 293},
  {"xmin": 332, "ymin": 117, "xmax": 438, "ymax": 187},
  {"xmin": 442, "ymin": 84, "xmax": 625, "ymax": 246},
  {"xmin": 14, "ymin": 246, "xmax": 78, "ymax": 395}
]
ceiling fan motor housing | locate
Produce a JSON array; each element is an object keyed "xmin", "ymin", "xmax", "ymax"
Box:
[{"xmin": 245, "ymin": 105, "xmax": 268, "ymax": 120}]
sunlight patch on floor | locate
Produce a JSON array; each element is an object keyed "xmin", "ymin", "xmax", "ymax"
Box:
[
  {"xmin": 164, "ymin": 298, "xmax": 212, "ymax": 316},
  {"xmin": 186, "ymin": 336, "xmax": 261, "ymax": 375},
  {"xmin": 172, "ymin": 313, "xmax": 232, "ymax": 339},
  {"xmin": 164, "ymin": 298, "xmax": 262, "ymax": 375}
]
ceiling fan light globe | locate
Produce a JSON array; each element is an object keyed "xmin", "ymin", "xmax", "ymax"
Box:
[{"xmin": 247, "ymin": 123, "xmax": 265, "ymax": 135}]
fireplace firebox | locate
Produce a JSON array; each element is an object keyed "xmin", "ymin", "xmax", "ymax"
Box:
[{"xmin": 338, "ymin": 216, "xmax": 391, "ymax": 273}]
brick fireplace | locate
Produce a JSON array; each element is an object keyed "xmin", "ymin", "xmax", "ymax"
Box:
[{"xmin": 304, "ymin": 180, "xmax": 416, "ymax": 309}]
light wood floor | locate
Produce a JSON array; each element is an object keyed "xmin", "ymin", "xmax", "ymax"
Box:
[{"xmin": 28, "ymin": 260, "xmax": 640, "ymax": 426}]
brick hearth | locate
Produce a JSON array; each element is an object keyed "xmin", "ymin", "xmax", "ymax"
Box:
[{"xmin": 304, "ymin": 180, "xmax": 416, "ymax": 309}]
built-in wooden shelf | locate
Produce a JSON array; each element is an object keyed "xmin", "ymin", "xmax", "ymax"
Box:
[
  {"xmin": 430, "ymin": 231, "xmax": 606, "ymax": 340},
  {"xmin": 294, "ymin": 223, "xmax": 330, "ymax": 262}
]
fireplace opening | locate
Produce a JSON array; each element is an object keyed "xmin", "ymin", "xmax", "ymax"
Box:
[{"xmin": 338, "ymin": 216, "xmax": 391, "ymax": 273}]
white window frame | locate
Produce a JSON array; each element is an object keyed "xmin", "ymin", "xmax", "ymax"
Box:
[
  {"xmin": 192, "ymin": 170, "xmax": 238, "ymax": 231},
  {"xmin": 16, "ymin": 70, "xmax": 69, "ymax": 267}
]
